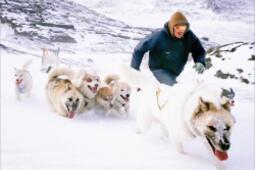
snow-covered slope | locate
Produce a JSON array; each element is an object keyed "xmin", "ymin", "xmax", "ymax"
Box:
[
  {"xmin": 0, "ymin": 0, "xmax": 153, "ymax": 53},
  {"xmin": 72, "ymin": 0, "xmax": 254, "ymax": 44}
]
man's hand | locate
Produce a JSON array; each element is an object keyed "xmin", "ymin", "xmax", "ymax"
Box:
[{"xmin": 194, "ymin": 63, "xmax": 205, "ymax": 74}]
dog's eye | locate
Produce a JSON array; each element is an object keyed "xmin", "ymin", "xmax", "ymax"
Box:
[
  {"xmin": 104, "ymin": 97, "xmax": 108, "ymax": 101},
  {"xmin": 224, "ymin": 126, "xmax": 230, "ymax": 131},
  {"xmin": 86, "ymin": 78, "xmax": 92, "ymax": 82},
  {"xmin": 76, "ymin": 98, "xmax": 79, "ymax": 102},
  {"xmin": 207, "ymin": 125, "xmax": 216, "ymax": 132},
  {"xmin": 68, "ymin": 98, "xmax": 73, "ymax": 102},
  {"xmin": 121, "ymin": 89, "xmax": 124, "ymax": 92}
]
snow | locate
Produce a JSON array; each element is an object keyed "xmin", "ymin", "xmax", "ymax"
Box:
[
  {"xmin": 1, "ymin": 49, "xmax": 254, "ymax": 170},
  {"xmin": 71, "ymin": 0, "xmax": 254, "ymax": 44}
]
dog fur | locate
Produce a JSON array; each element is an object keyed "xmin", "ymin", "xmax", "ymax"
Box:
[
  {"xmin": 45, "ymin": 67, "xmax": 84, "ymax": 118},
  {"xmin": 14, "ymin": 59, "xmax": 33, "ymax": 101}
]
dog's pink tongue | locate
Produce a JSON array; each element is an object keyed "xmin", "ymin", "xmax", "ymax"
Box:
[
  {"xmin": 68, "ymin": 112, "xmax": 75, "ymax": 119},
  {"xmin": 214, "ymin": 149, "xmax": 228, "ymax": 161},
  {"xmin": 92, "ymin": 87, "xmax": 97, "ymax": 93}
]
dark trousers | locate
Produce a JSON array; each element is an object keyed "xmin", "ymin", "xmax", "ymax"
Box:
[{"xmin": 151, "ymin": 69, "xmax": 177, "ymax": 86}]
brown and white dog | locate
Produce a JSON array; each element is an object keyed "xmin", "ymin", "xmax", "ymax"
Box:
[
  {"xmin": 104, "ymin": 74, "xmax": 132, "ymax": 118},
  {"xmin": 14, "ymin": 59, "xmax": 33, "ymax": 101},
  {"xmin": 45, "ymin": 67, "xmax": 84, "ymax": 118},
  {"xmin": 95, "ymin": 86, "xmax": 114, "ymax": 114}
]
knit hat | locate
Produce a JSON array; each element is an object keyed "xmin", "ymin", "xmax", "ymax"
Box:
[{"xmin": 168, "ymin": 11, "xmax": 190, "ymax": 37}]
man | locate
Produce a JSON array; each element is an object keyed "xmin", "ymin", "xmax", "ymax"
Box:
[{"xmin": 131, "ymin": 11, "xmax": 205, "ymax": 86}]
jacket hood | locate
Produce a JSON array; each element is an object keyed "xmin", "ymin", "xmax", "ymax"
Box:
[{"xmin": 167, "ymin": 11, "xmax": 190, "ymax": 37}]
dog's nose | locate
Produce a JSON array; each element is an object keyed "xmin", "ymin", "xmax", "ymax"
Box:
[
  {"xmin": 95, "ymin": 84, "xmax": 98, "ymax": 88},
  {"xmin": 72, "ymin": 103, "xmax": 78, "ymax": 111},
  {"xmin": 220, "ymin": 140, "xmax": 230, "ymax": 151},
  {"xmin": 126, "ymin": 94, "xmax": 130, "ymax": 98},
  {"xmin": 110, "ymin": 104, "xmax": 113, "ymax": 108}
]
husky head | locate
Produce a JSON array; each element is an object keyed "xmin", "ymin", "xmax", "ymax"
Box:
[
  {"xmin": 221, "ymin": 88, "xmax": 235, "ymax": 106},
  {"xmin": 60, "ymin": 84, "xmax": 83, "ymax": 118},
  {"xmin": 110, "ymin": 81, "xmax": 132, "ymax": 105},
  {"xmin": 96, "ymin": 87, "xmax": 114, "ymax": 109},
  {"xmin": 192, "ymin": 97, "xmax": 235, "ymax": 161},
  {"xmin": 80, "ymin": 73, "xmax": 101, "ymax": 99}
]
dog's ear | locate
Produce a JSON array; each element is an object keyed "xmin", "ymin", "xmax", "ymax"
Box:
[
  {"xmin": 64, "ymin": 84, "xmax": 72, "ymax": 93},
  {"xmin": 198, "ymin": 97, "xmax": 209, "ymax": 113},
  {"xmin": 195, "ymin": 97, "xmax": 217, "ymax": 116},
  {"xmin": 222, "ymin": 100, "xmax": 231, "ymax": 111},
  {"xmin": 230, "ymin": 88, "xmax": 235, "ymax": 97}
]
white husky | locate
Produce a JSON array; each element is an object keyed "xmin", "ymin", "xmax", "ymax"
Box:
[
  {"xmin": 117, "ymin": 64, "xmax": 235, "ymax": 170},
  {"xmin": 14, "ymin": 59, "xmax": 33, "ymax": 101}
]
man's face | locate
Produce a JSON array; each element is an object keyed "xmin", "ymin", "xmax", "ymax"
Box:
[{"xmin": 173, "ymin": 24, "xmax": 187, "ymax": 38}]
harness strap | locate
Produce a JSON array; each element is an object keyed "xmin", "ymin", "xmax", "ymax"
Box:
[{"xmin": 156, "ymin": 87, "xmax": 168, "ymax": 111}]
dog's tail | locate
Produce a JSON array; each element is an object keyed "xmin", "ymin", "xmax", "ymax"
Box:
[
  {"xmin": 48, "ymin": 66, "xmax": 74, "ymax": 82},
  {"xmin": 22, "ymin": 59, "xmax": 33, "ymax": 70},
  {"xmin": 105, "ymin": 74, "xmax": 120, "ymax": 84}
]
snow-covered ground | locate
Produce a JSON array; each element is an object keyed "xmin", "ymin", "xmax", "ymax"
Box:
[{"xmin": 1, "ymin": 48, "xmax": 254, "ymax": 170}]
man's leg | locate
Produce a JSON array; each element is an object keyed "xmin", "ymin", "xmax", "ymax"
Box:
[{"xmin": 152, "ymin": 69, "xmax": 177, "ymax": 86}]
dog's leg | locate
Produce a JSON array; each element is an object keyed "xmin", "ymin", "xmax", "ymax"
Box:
[
  {"xmin": 124, "ymin": 103, "xmax": 130, "ymax": 115},
  {"xmin": 171, "ymin": 136, "xmax": 185, "ymax": 154},
  {"xmin": 117, "ymin": 107, "xmax": 126, "ymax": 118},
  {"xmin": 157, "ymin": 121, "xmax": 170, "ymax": 141}
]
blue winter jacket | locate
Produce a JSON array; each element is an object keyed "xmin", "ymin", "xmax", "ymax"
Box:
[{"xmin": 131, "ymin": 23, "xmax": 205, "ymax": 76}]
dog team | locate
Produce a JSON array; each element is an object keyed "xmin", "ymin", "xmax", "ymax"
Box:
[
  {"xmin": 14, "ymin": 54, "xmax": 236, "ymax": 170},
  {"xmin": 15, "ymin": 58, "xmax": 134, "ymax": 118}
]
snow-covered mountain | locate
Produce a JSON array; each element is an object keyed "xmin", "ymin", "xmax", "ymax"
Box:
[
  {"xmin": 72, "ymin": 0, "xmax": 254, "ymax": 43},
  {"xmin": 0, "ymin": 0, "xmax": 153, "ymax": 53}
]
